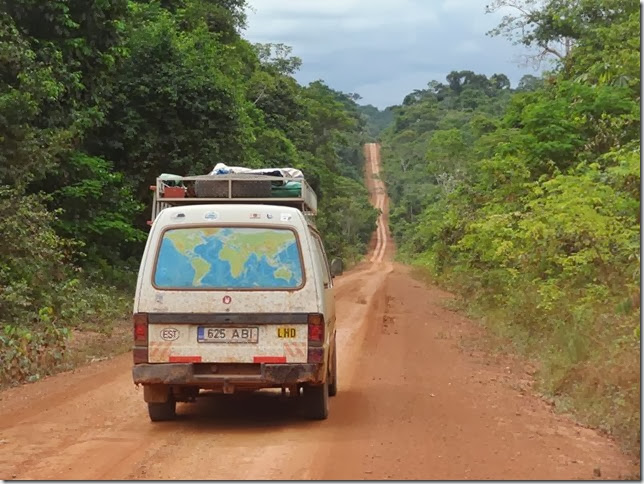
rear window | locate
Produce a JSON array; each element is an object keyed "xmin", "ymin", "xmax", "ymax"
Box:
[{"xmin": 153, "ymin": 226, "xmax": 304, "ymax": 290}]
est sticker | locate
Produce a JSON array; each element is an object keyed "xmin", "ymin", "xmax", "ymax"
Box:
[{"xmin": 277, "ymin": 327, "xmax": 296, "ymax": 338}]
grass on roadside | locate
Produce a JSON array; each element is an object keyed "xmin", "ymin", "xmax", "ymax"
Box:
[
  {"xmin": 0, "ymin": 280, "xmax": 133, "ymax": 390},
  {"xmin": 409, "ymin": 264, "xmax": 641, "ymax": 458}
]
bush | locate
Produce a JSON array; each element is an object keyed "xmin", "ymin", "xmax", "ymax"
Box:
[{"xmin": 0, "ymin": 189, "xmax": 133, "ymax": 386}]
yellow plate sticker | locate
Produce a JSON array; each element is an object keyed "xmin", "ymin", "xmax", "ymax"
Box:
[{"xmin": 277, "ymin": 327, "xmax": 297, "ymax": 338}]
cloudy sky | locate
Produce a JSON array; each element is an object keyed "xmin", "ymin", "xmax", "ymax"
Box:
[{"xmin": 244, "ymin": 0, "xmax": 542, "ymax": 108}]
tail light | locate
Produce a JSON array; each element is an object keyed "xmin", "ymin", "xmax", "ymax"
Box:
[
  {"xmin": 133, "ymin": 313, "xmax": 148, "ymax": 345},
  {"xmin": 133, "ymin": 347, "xmax": 148, "ymax": 364},
  {"xmin": 307, "ymin": 347, "xmax": 324, "ymax": 363},
  {"xmin": 307, "ymin": 313, "xmax": 325, "ymax": 345}
]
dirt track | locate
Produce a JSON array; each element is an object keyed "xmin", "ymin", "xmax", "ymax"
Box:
[{"xmin": 0, "ymin": 143, "xmax": 637, "ymax": 480}]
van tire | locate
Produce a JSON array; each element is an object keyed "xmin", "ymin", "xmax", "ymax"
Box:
[
  {"xmin": 148, "ymin": 399, "xmax": 176, "ymax": 421},
  {"xmin": 302, "ymin": 380, "xmax": 329, "ymax": 420},
  {"xmin": 328, "ymin": 339, "xmax": 338, "ymax": 397}
]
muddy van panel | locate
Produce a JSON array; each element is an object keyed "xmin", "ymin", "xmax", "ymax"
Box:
[{"xmin": 146, "ymin": 316, "xmax": 309, "ymax": 364}]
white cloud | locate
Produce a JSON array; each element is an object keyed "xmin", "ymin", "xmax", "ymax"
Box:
[
  {"xmin": 354, "ymin": 71, "xmax": 448, "ymax": 107},
  {"xmin": 248, "ymin": 0, "xmax": 439, "ymax": 21},
  {"xmin": 244, "ymin": 0, "xmax": 534, "ymax": 108},
  {"xmin": 248, "ymin": 0, "xmax": 371, "ymax": 18},
  {"xmin": 247, "ymin": 0, "xmax": 439, "ymax": 40},
  {"xmin": 441, "ymin": 0, "xmax": 477, "ymax": 11},
  {"xmin": 454, "ymin": 40, "xmax": 483, "ymax": 54}
]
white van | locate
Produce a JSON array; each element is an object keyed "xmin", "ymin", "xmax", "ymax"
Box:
[{"xmin": 132, "ymin": 181, "xmax": 342, "ymax": 421}]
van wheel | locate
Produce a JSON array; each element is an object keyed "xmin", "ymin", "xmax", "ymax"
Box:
[
  {"xmin": 302, "ymin": 380, "xmax": 329, "ymax": 420},
  {"xmin": 328, "ymin": 340, "xmax": 338, "ymax": 397},
  {"xmin": 148, "ymin": 398, "xmax": 176, "ymax": 422}
]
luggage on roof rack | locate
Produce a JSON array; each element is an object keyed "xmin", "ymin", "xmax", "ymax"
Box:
[{"xmin": 148, "ymin": 173, "xmax": 318, "ymax": 225}]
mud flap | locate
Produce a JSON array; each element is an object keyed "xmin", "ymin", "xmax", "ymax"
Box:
[{"xmin": 144, "ymin": 384, "xmax": 170, "ymax": 403}]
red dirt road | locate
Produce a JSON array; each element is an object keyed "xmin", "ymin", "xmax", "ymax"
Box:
[{"xmin": 0, "ymin": 143, "xmax": 637, "ymax": 480}]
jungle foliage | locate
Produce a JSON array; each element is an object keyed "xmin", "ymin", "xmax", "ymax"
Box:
[{"xmin": 0, "ymin": 0, "xmax": 377, "ymax": 385}]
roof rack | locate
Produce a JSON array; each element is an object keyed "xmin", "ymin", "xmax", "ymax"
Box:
[{"xmin": 148, "ymin": 174, "xmax": 318, "ymax": 225}]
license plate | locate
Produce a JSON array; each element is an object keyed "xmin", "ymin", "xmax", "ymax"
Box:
[{"xmin": 197, "ymin": 326, "xmax": 259, "ymax": 343}]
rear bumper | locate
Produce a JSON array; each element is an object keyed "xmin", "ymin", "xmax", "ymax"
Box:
[{"xmin": 132, "ymin": 362, "xmax": 322, "ymax": 387}]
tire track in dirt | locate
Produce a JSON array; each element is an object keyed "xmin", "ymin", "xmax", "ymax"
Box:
[
  {"xmin": 309, "ymin": 267, "xmax": 637, "ymax": 480},
  {"xmin": 365, "ymin": 143, "xmax": 389, "ymax": 265}
]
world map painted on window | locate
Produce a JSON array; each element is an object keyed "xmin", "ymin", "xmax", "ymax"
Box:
[{"xmin": 154, "ymin": 227, "xmax": 303, "ymax": 289}]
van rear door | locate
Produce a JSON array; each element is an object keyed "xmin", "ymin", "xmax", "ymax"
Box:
[{"xmin": 143, "ymin": 225, "xmax": 312, "ymax": 364}]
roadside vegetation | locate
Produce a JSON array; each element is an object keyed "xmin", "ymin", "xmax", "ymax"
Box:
[
  {"xmin": 0, "ymin": 0, "xmax": 377, "ymax": 387},
  {"xmin": 367, "ymin": 0, "xmax": 639, "ymax": 453}
]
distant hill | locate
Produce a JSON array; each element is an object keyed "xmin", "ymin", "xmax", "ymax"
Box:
[{"xmin": 358, "ymin": 104, "xmax": 395, "ymax": 141}]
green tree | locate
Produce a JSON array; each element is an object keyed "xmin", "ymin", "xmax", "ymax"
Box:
[
  {"xmin": 86, "ymin": 2, "xmax": 256, "ymax": 204},
  {"xmin": 0, "ymin": 0, "xmax": 128, "ymax": 187}
]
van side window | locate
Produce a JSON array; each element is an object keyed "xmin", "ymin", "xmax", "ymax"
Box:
[{"xmin": 310, "ymin": 231, "xmax": 332, "ymax": 287}]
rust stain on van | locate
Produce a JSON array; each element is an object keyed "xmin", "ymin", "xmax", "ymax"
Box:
[{"xmin": 148, "ymin": 341, "xmax": 172, "ymax": 363}]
